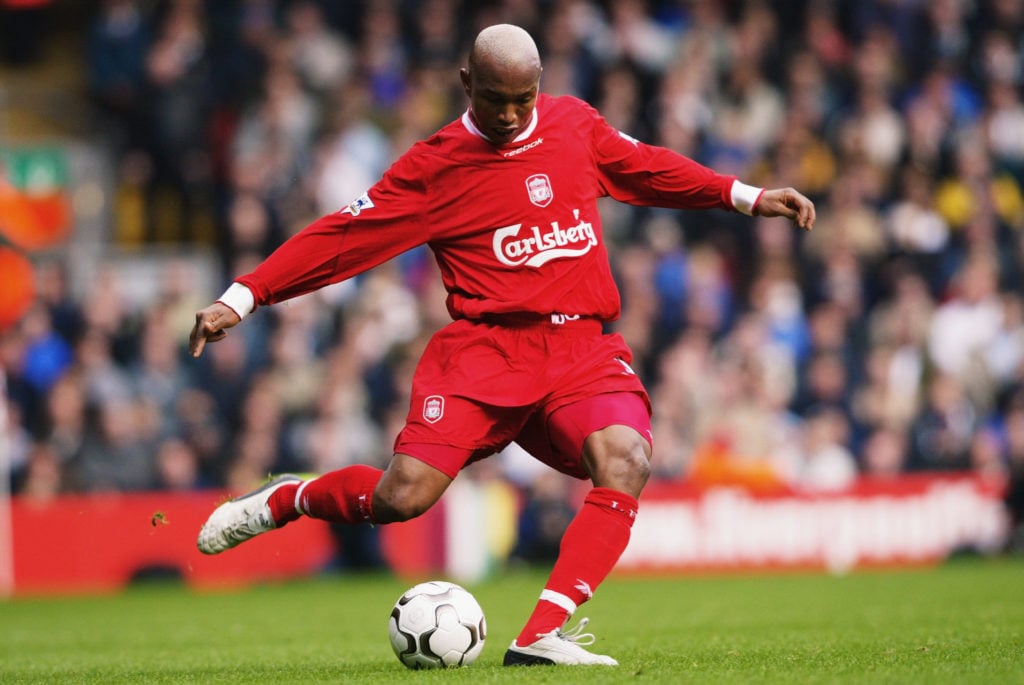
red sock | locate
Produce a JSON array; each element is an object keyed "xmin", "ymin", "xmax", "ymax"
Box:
[
  {"xmin": 268, "ymin": 465, "xmax": 383, "ymax": 526},
  {"xmin": 515, "ymin": 487, "xmax": 638, "ymax": 646}
]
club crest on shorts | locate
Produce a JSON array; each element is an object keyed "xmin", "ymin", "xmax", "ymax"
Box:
[
  {"xmin": 423, "ymin": 395, "xmax": 445, "ymax": 423},
  {"xmin": 525, "ymin": 173, "xmax": 553, "ymax": 207}
]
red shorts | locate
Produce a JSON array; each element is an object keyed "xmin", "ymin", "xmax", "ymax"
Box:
[{"xmin": 393, "ymin": 316, "xmax": 652, "ymax": 480}]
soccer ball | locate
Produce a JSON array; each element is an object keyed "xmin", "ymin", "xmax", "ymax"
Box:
[{"xmin": 388, "ymin": 580, "xmax": 487, "ymax": 669}]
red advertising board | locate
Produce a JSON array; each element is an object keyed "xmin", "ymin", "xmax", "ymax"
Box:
[
  {"xmin": 3, "ymin": 474, "xmax": 1009, "ymax": 596},
  {"xmin": 7, "ymin": 490, "xmax": 445, "ymax": 596},
  {"xmin": 619, "ymin": 474, "xmax": 1009, "ymax": 573}
]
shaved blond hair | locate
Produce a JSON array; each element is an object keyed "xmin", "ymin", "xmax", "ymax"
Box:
[{"xmin": 469, "ymin": 24, "xmax": 541, "ymax": 75}]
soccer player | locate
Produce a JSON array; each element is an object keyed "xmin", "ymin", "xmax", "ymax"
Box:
[{"xmin": 191, "ymin": 24, "xmax": 815, "ymax": 666}]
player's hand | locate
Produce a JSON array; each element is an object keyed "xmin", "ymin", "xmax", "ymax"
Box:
[
  {"xmin": 754, "ymin": 187, "xmax": 816, "ymax": 231},
  {"xmin": 189, "ymin": 302, "xmax": 241, "ymax": 358}
]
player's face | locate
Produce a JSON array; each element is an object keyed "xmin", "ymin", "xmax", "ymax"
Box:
[{"xmin": 461, "ymin": 64, "xmax": 540, "ymax": 146}]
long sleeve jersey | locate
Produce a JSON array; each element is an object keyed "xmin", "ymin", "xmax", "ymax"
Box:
[{"xmin": 233, "ymin": 93, "xmax": 759, "ymax": 323}]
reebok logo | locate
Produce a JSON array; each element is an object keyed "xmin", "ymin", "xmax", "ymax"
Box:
[
  {"xmin": 574, "ymin": 579, "xmax": 594, "ymax": 599},
  {"xmin": 503, "ymin": 137, "xmax": 544, "ymax": 157}
]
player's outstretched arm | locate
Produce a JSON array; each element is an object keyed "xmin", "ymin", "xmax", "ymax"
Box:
[
  {"xmin": 753, "ymin": 187, "xmax": 816, "ymax": 231},
  {"xmin": 189, "ymin": 302, "xmax": 241, "ymax": 358}
]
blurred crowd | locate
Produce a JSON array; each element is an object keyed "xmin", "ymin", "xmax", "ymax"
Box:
[{"xmin": 2, "ymin": 0, "xmax": 1024, "ymax": 553}]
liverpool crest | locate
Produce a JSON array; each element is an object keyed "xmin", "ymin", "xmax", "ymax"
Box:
[
  {"xmin": 525, "ymin": 173, "xmax": 553, "ymax": 207},
  {"xmin": 423, "ymin": 395, "xmax": 444, "ymax": 423}
]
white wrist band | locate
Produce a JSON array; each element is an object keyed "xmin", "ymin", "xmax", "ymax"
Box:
[
  {"xmin": 731, "ymin": 180, "xmax": 764, "ymax": 216},
  {"xmin": 216, "ymin": 282, "xmax": 255, "ymax": 321}
]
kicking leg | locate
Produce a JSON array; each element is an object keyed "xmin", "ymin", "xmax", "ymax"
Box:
[{"xmin": 197, "ymin": 454, "xmax": 451, "ymax": 554}]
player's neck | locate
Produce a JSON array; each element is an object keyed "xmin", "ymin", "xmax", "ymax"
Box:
[{"xmin": 466, "ymin": 108, "xmax": 538, "ymax": 146}]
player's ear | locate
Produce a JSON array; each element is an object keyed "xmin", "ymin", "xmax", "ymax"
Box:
[{"xmin": 459, "ymin": 67, "xmax": 472, "ymax": 97}]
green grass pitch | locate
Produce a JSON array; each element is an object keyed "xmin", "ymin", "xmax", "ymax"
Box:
[{"xmin": 2, "ymin": 559, "xmax": 1022, "ymax": 684}]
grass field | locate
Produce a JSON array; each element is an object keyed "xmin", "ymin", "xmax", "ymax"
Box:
[{"xmin": 2, "ymin": 558, "xmax": 1022, "ymax": 684}]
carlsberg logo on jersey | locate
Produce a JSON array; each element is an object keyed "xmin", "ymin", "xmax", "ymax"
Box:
[{"xmin": 493, "ymin": 209, "xmax": 597, "ymax": 268}]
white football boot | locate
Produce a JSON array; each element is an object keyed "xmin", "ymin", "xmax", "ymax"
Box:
[
  {"xmin": 503, "ymin": 617, "xmax": 618, "ymax": 666},
  {"xmin": 197, "ymin": 474, "xmax": 303, "ymax": 554}
]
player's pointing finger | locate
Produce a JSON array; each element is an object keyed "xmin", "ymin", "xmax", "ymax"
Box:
[{"xmin": 189, "ymin": 303, "xmax": 241, "ymax": 358}]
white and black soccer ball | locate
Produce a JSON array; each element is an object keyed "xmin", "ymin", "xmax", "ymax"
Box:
[{"xmin": 388, "ymin": 580, "xmax": 487, "ymax": 669}]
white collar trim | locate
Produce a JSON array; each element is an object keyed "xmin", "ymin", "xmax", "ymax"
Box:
[{"xmin": 461, "ymin": 105, "xmax": 539, "ymax": 144}]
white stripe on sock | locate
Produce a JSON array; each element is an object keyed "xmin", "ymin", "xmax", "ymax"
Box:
[
  {"xmin": 294, "ymin": 479, "xmax": 313, "ymax": 516},
  {"xmin": 539, "ymin": 589, "xmax": 577, "ymax": 614}
]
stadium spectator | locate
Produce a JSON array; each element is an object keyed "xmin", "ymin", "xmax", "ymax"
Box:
[
  {"xmin": 927, "ymin": 251, "xmax": 1004, "ymax": 397},
  {"xmin": 311, "ymin": 83, "xmax": 392, "ymax": 218},
  {"xmin": 982, "ymin": 75, "xmax": 1024, "ymax": 177},
  {"xmin": 510, "ymin": 470, "xmax": 577, "ymax": 565},
  {"xmin": 86, "ymin": 0, "xmax": 151, "ymax": 157},
  {"xmin": 42, "ymin": 371, "xmax": 87, "ymax": 468},
  {"xmin": 171, "ymin": 387, "xmax": 226, "ymax": 486},
  {"xmin": 908, "ymin": 372, "xmax": 978, "ymax": 472},
  {"xmin": 648, "ymin": 327, "xmax": 716, "ymax": 479},
  {"xmin": 282, "ymin": 0, "xmax": 353, "ymax": 97},
  {"xmin": 792, "ymin": 405, "xmax": 858, "ymax": 492},
  {"xmin": 154, "ymin": 436, "xmax": 206, "ymax": 491},
  {"xmin": 791, "ymin": 349, "xmax": 852, "ymax": 419},
  {"xmin": 969, "ymin": 425, "xmax": 1010, "ymax": 485},
  {"xmin": 859, "ymin": 426, "xmax": 909, "ymax": 479},
  {"xmin": 1002, "ymin": 392, "xmax": 1024, "ymax": 551},
  {"xmin": 884, "ymin": 163, "xmax": 951, "ymax": 272},
  {"xmin": 143, "ymin": 0, "xmax": 214, "ymax": 243},
  {"xmin": 985, "ymin": 294, "xmax": 1024, "ymax": 390},
  {"xmin": 133, "ymin": 305, "xmax": 187, "ymax": 422},
  {"xmin": 66, "ymin": 393, "xmax": 160, "ymax": 492}
]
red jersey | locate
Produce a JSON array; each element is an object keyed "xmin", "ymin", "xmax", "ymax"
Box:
[{"xmin": 237, "ymin": 93, "xmax": 742, "ymax": 322}]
